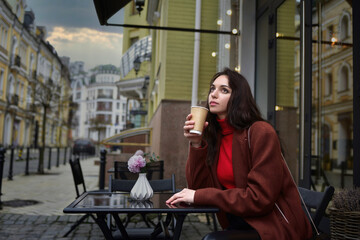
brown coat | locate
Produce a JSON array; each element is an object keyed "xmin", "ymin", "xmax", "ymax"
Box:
[{"xmin": 186, "ymin": 121, "xmax": 313, "ymax": 240}]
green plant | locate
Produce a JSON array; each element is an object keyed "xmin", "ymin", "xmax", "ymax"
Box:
[
  {"xmin": 332, "ymin": 187, "xmax": 360, "ymax": 211},
  {"xmin": 143, "ymin": 152, "xmax": 160, "ymax": 163}
]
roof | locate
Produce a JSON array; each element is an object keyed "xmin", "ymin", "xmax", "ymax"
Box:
[{"xmin": 100, "ymin": 127, "xmax": 152, "ymax": 146}]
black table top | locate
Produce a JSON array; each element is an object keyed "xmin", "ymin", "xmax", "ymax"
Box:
[{"xmin": 64, "ymin": 192, "xmax": 219, "ymax": 214}]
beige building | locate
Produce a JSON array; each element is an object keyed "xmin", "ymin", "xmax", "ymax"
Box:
[{"xmin": 0, "ymin": 0, "xmax": 72, "ymax": 148}]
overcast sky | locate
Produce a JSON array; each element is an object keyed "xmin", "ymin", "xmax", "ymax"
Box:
[{"xmin": 26, "ymin": 0, "xmax": 125, "ymax": 71}]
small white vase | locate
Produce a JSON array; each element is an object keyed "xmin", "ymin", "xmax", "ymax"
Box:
[{"xmin": 130, "ymin": 173, "xmax": 153, "ymax": 200}]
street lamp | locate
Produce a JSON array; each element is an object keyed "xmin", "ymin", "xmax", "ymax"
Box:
[
  {"xmin": 133, "ymin": 56, "xmax": 141, "ymax": 76},
  {"xmin": 135, "ymin": 0, "xmax": 145, "ymax": 15}
]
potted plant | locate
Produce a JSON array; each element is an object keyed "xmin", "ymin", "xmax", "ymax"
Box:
[
  {"xmin": 329, "ymin": 188, "xmax": 360, "ymax": 239},
  {"xmin": 127, "ymin": 150, "xmax": 159, "ymax": 200}
]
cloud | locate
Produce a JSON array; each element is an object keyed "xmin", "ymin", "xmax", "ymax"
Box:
[
  {"xmin": 27, "ymin": 0, "xmax": 124, "ymax": 33},
  {"xmin": 47, "ymin": 27, "xmax": 123, "ymax": 70}
]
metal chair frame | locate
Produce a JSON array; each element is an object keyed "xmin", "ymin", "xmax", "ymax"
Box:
[{"xmin": 64, "ymin": 158, "xmax": 103, "ymax": 237}]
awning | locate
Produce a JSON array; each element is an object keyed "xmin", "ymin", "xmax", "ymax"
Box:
[
  {"xmin": 92, "ymin": 0, "xmax": 239, "ymax": 35},
  {"xmin": 93, "ymin": 0, "xmax": 131, "ymax": 25},
  {"xmin": 117, "ymin": 77, "xmax": 148, "ymax": 99},
  {"xmin": 100, "ymin": 127, "xmax": 152, "ymax": 147}
]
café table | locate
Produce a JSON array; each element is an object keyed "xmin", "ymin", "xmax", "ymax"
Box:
[{"xmin": 63, "ymin": 192, "xmax": 219, "ymax": 240}]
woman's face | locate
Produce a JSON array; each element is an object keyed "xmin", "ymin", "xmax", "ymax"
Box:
[{"xmin": 208, "ymin": 75, "xmax": 232, "ymax": 119}]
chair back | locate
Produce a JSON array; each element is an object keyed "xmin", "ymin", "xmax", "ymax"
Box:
[
  {"xmin": 298, "ymin": 186, "xmax": 335, "ymax": 227},
  {"xmin": 69, "ymin": 157, "xmax": 86, "ymax": 197},
  {"xmin": 114, "ymin": 160, "xmax": 164, "ymax": 180},
  {"xmin": 149, "ymin": 174, "xmax": 176, "ymax": 192},
  {"xmin": 114, "ymin": 161, "xmax": 138, "ymax": 180},
  {"xmin": 109, "ymin": 174, "xmax": 176, "ymax": 193},
  {"xmin": 146, "ymin": 160, "xmax": 164, "ymax": 180}
]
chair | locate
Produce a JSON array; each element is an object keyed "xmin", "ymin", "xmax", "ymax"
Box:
[
  {"xmin": 201, "ymin": 186, "xmax": 334, "ymax": 240},
  {"xmin": 63, "ymin": 158, "xmax": 102, "ymax": 237},
  {"xmin": 298, "ymin": 185, "xmax": 334, "ymax": 235},
  {"xmin": 113, "ymin": 160, "xmax": 164, "ymax": 180}
]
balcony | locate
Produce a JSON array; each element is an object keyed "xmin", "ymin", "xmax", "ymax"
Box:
[
  {"xmin": 10, "ymin": 55, "xmax": 21, "ymax": 71},
  {"xmin": 26, "ymin": 102, "xmax": 37, "ymax": 113},
  {"xmin": 130, "ymin": 109, "xmax": 147, "ymax": 115},
  {"xmin": 7, "ymin": 94, "xmax": 19, "ymax": 106},
  {"xmin": 120, "ymin": 35, "xmax": 152, "ymax": 78},
  {"xmin": 97, "ymin": 94, "xmax": 113, "ymax": 99}
]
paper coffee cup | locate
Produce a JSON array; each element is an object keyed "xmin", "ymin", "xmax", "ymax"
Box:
[{"xmin": 190, "ymin": 106, "xmax": 209, "ymax": 135}]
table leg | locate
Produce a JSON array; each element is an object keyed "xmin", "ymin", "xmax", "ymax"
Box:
[
  {"xmin": 95, "ymin": 214, "xmax": 114, "ymax": 240},
  {"xmin": 172, "ymin": 213, "xmax": 187, "ymax": 240},
  {"xmin": 112, "ymin": 213, "xmax": 130, "ymax": 240},
  {"xmin": 151, "ymin": 213, "xmax": 173, "ymax": 239}
]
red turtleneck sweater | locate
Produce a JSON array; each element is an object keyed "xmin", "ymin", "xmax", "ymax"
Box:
[{"xmin": 216, "ymin": 118, "xmax": 236, "ymax": 189}]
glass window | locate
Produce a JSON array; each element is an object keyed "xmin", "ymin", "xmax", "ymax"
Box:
[
  {"xmin": 274, "ymin": 0, "xmax": 353, "ymax": 189},
  {"xmin": 0, "ymin": 25, "xmax": 8, "ymax": 50},
  {"xmin": 338, "ymin": 65, "xmax": 349, "ymax": 92},
  {"xmin": 311, "ymin": 1, "xmax": 353, "ymax": 189},
  {"xmin": 325, "ymin": 73, "xmax": 332, "ymax": 96},
  {"xmin": 274, "ymin": 0, "xmax": 300, "ymax": 180},
  {"xmin": 0, "ymin": 69, "xmax": 3, "ymax": 96},
  {"xmin": 340, "ymin": 14, "xmax": 349, "ymax": 40}
]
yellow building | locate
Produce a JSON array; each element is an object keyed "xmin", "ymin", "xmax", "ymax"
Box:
[
  {"xmin": 0, "ymin": 0, "xmax": 71, "ymax": 148},
  {"xmin": 117, "ymin": 0, "xmax": 151, "ymax": 129},
  {"xmin": 113, "ymin": 0, "xmax": 218, "ymax": 187}
]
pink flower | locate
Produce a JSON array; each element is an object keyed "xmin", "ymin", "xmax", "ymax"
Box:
[
  {"xmin": 128, "ymin": 155, "xmax": 146, "ymax": 173},
  {"xmin": 134, "ymin": 150, "xmax": 144, "ymax": 156}
]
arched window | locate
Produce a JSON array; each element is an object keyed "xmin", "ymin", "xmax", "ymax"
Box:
[
  {"xmin": 325, "ymin": 73, "xmax": 332, "ymax": 96},
  {"xmin": 322, "ymin": 124, "xmax": 331, "ymax": 162},
  {"xmin": 7, "ymin": 75, "xmax": 15, "ymax": 96},
  {"xmin": 338, "ymin": 64, "xmax": 349, "ymax": 92},
  {"xmin": 3, "ymin": 114, "xmax": 12, "ymax": 146},
  {"xmin": 75, "ymin": 81, "xmax": 82, "ymax": 100},
  {"xmin": 0, "ymin": 69, "xmax": 4, "ymax": 96},
  {"xmin": 340, "ymin": 12, "xmax": 350, "ymax": 41},
  {"xmin": 27, "ymin": 85, "xmax": 32, "ymax": 103},
  {"xmin": 29, "ymin": 53, "xmax": 34, "ymax": 75},
  {"xmin": 11, "ymin": 36, "xmax": 18, "ymax": 57}
]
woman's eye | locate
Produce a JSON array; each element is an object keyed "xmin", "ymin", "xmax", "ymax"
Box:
[{"xmin": 222, "ymin": 88, "xmax": 229, "ymax": 93}]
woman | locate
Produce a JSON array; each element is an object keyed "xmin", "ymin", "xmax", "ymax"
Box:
[{"xmin": 166, "ymin": 68, "xmax": 313, "ymax": 240}]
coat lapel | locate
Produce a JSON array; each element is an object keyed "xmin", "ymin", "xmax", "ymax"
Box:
[{"xmin": 232, "ymin": 129, "xmax": 251, "ymax": 188}]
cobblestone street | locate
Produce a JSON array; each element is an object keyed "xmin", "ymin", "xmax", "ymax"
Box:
[{"xmin": 0, "ymin": 158, "xmax": 216, "ymax": 239}]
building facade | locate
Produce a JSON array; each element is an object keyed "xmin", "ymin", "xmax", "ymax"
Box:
[
  {"xmin": 71, "ymin": 64, "xmax": 128, "ymax": 142},
  {"xmin": 117, "ymin": 1, "xmax": 151, "ymax": 130},
  {"xmin": 0, "ymin": 0, "xmax": 71, "ymax": 148}
]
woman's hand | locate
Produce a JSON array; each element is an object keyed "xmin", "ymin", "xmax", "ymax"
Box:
[
  {"xmin": 166, "ymin": 188, "xmax": 196, "ymax": 205},
  {"xmin": 184, "ymin": 114, "xmax": 208, "ymax": 147}
]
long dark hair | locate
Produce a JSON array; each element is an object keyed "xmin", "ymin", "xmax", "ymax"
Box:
[{"xmin": 203, "ymin": 68, "xmax": 264, "ymax": 165}]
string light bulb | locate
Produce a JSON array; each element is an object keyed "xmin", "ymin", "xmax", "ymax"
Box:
[
  {"xmin": 235, "ymin": 66, "xmax": 241, "ymax": 72},
  {"xmin": 217, "ymin": 19, "xmax": 223, "ymax": 25},
  {"xmin": 275, "ymin": 105, "xmax": 284, "ymax": 111},
  {"xmin": 226, "ymin": 9, "xmax": 232, "ymax": 16},
  {"xmin": 211, "ymin": 52, "xmax": 217, "ymax": 57},
  {"xmin": 232, "ymin": 29, "xmax": 238, "ymax": 35},
  {"xmin": 225, "ymin": 43, "xmax": 230, "ymax": 49}
]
